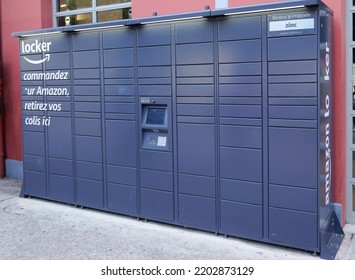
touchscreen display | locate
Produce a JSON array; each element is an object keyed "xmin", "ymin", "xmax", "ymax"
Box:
[{"xmin": 146, "ymin": 108, "xmax": 166, "ymax": 125}]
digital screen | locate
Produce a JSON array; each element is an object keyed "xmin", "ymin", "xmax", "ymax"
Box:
[{"xmin": 146, "ymin": 108, "xmax": 166, "ymax": 125}]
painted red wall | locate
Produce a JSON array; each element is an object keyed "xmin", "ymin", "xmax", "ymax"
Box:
[
  {"xmin": 132, "ymin": 0, "xmax": 216, "ymax": 18},
  {"xmin": 132, "ymin": 0, "xmax": 297, "ymax": 18},
  {"xmin": 229, "ymin": 0, "xmax": 287, "ymax": 6},
  {"xmin": 0, "ymin": 0, "xmax": 52, "ymax": 163}
]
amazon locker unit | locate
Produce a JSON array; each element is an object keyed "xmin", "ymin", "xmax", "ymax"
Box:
[{"xmin": 15, "ymin": 0, "xmax": 343, "ymax": 259}]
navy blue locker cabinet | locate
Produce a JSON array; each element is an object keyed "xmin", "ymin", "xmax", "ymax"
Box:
[{"xmin": 15, "ymin": 0, "xmax": 344, "ymax": 259}]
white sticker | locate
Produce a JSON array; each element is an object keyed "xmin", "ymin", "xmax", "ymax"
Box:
[
  {"xmin": 157, "ymin": 136, "xmax": 167, "ymax": 147},
  {"xmin": 269, "ymin": 18, "xmax": 315, "ymax": 32},
  {"xmin": 215, "ymin": 0, "xmax": 228, "ymax": 9}
]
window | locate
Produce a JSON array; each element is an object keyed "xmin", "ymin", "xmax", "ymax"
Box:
[{"xmin": 54, "ymin": 0, "xmax": 131, "ymax": 27}]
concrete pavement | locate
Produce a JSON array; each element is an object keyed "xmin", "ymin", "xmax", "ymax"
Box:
[{"xmin": 0, "ymin": 177, "xmax": 354, "ymax": 260}]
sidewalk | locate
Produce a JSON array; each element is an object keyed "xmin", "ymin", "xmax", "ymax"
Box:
[{"xmin": 0, "ymin": 177, "xmax": 354, "ymax": 260}]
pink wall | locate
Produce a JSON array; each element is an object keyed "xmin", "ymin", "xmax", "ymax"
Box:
[
  {"xmin": 229, "ymin": 0, "xmax": 286, "ymax": 6},
  {"xmin": 0, "ymin": 0, "xmax": 52, "ymax": 162},
  {"xmin": 132, "ymin": 0, "xmax": 295, "ymax": 18},
  {"xmin": 132, "ymin": 0, "xmax": 216, "ymax": 18}
]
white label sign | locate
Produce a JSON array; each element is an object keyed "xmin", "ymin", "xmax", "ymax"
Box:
[
  {"xmin": 157, "ymin": 136, "xmax": 167, "ymax": 147},
  {"xmin": 269, "ymin": 18, "xmax": 315, "ymax": 32}
]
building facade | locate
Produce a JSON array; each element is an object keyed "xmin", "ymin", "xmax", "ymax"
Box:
[{"xmin": 0, "ymin": 0, "xmax": 352, "ymax": 227}]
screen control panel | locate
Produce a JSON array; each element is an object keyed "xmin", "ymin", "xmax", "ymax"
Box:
[{"xmin": 141, "ymin": 98, "xmax": 170, "ymax": 151}]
